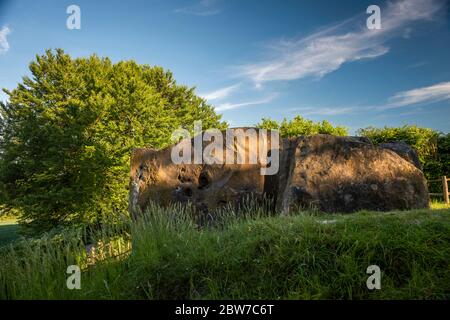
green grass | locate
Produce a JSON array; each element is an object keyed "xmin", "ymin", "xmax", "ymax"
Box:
[
  {"xmin": 0, "ymin": 219, "xmax": 20, "ymax": 247},
  {"xmin": 430, "ymin": 200, "xmax": 450, "ymax": 210},
  {"xmin": 0, "ymin": 205, "xmax": 449, "ymax": 300}
]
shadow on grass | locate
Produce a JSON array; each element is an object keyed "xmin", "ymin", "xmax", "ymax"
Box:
[{"xmin": 0, "ymin": 222, "xmax": 20, "ymax": 247}]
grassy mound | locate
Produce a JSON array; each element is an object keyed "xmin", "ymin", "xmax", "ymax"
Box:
[{"xmin": 1, "ymin": 206, "xmax": 449, "ymax": 299}]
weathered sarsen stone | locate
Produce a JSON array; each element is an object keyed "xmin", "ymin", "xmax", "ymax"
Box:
[
  {"xmin": 274, "ymin": 135, "xmax": 429, "ymax": 213},
  {"xmin": 130, "ymin": 129, "xmax": 429, "ymax": 219},
  {"xmin": 129, "ymin": 128, "xmax": 280, "ymax": 219},
  {"xmin": 379, "ymin": 141, "xmax": 422, "ymax": 170}
]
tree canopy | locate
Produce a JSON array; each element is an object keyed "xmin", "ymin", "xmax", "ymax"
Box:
[
  {"xmin": 0, "ymin": 49, "xmax": 226, "ymax": 233},
  {"xmin": 256, "ymin": 116, "xmax": 348, "ymax": 137}
]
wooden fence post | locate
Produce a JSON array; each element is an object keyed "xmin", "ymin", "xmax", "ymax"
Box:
[{"xmin": 443, "ymin": 176, "xmax": 449, "ymax": 205}]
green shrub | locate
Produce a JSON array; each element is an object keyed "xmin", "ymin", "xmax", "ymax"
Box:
[{"xmin": 256, "ymin": 116, "xmax": 348, "ymax": 137}]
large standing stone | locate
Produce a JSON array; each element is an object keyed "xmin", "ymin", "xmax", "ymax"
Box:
[
  {"xmin": 129, "ymin": 128, "xmax": 280, "ymax": 219},
  {"xmin": 379, "ymin": 141, "xmax": 422, "ymax": 170},
  {"xmin": 274, "ymin": 135, "xmax": 429, "ymax": 213},
  {"xmin": 130, "ymin": 130, "xmax": 429, "ymax": 218},
  {"xmin": 129, "ymin": 146, "xmax": 202, "ymax": 219}
]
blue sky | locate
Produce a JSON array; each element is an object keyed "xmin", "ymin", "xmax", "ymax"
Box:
[{"xmin": 0, "ymin": 0, "xmax": 449, "ymax": 133}]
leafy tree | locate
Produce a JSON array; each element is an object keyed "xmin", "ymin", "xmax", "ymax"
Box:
[
  {"xmin": 256, "ymin": 118, "xmax": 280, "ymax": 131},
  {"xmin": 436, "ymin": 134, "xmax": 450, "ymax": 177},
  {"xmin": 256, "ymin": 116, "xmax": 348, "ymax": 137},
  {"xmin": 422, "ymin": 133, "xmax": 450, "ymax": 193},
  {"xmin": 0, "ymin": 49, "xmax": 225, "ymax": 234}
]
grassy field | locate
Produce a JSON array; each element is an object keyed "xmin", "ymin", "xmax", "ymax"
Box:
[
  {"xmin": 0, "ymin": 204, "xmax": 449, "ymax": 300},
  {"xmin": 430, "ymin": 200, "xmax": 450, "ymax": 210}
]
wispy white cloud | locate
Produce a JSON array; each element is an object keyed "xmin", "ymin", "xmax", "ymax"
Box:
[
  {"xmin": 236, "ymin": 0, "xmax": 444, "ymax": 86},
  {"xmin": 0, "ymin": 26, "xmax": 11, "ymax": 54},
  {"xmin": 383, "ymin": 81, "xmax": 450, "ymax": 109},
  {"xmin": 288, "ymin": 106, "xmax": 360, "ymax": 116},
  {"xmin": 406, "ymin": 61, "xmax": 428, "ymax": 69},
  {"xmin": 175, "ymin": 0, "xmax": 221, "ymax": 16},
  {"xmin": 288, "ymin": 81, "xmax": 450, "ymax": 116},
  {"xmin": 200, "ymin": 83, "xmax": 240, "ymax": 101},
  {"xmin": 215, "ymin": 94, "xmax": 277, "ymax": 112}
]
